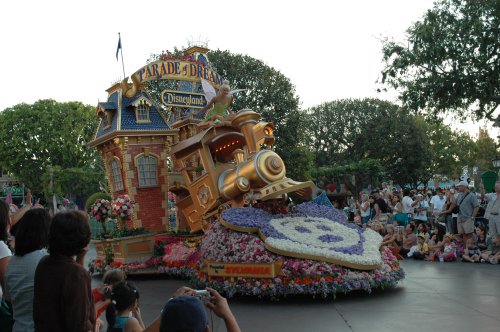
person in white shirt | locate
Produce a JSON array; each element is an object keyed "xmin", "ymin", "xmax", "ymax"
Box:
[
  {"xmin": 430, "ymin": 188, "xmax": 446, "ymax": 228},
  {"xmin": 413, "ymin": 193, "xmax": 429, "ymax": 225},
  {"xmin": 402, "ymin": 188, "xmax": 419, "ymax": 221},
  {"xmin": 481, "ymin": 181, "xmax": 500, "ymax": 241}
]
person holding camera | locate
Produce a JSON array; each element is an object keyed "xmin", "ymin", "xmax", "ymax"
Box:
[{"xmin": 144, "ymin": 286, "xmax": 241, "ymax": 332}]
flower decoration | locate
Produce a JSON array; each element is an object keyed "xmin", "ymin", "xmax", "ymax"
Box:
[
  {"xmin": 90, "ymin": 198, "xmax": 112, "ymax": 222},
  {"xmin": 220, "ymin": 202, "xmax": 382, "ymax": 269},
  {"xmin": 112, "ymin": 195, "xmax": 134, "ymax": 220}
]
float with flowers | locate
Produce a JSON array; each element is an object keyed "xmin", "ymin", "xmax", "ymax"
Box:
[
  {"xmin": 190, "ymin": 200, "xmax": 403, "ymax": 299},
  {"xmin": 88, "ymin": 46, "xmax": 403, "ymax": 299}
]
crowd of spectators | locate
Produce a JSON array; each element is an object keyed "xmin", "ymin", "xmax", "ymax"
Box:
[
  {"xmin": 0, "ymin": 200, "xmax": 241, "ymax": 332},
  {"xmin": 343, "ymin": 180, "xmax": 500, "ymax": 264}
]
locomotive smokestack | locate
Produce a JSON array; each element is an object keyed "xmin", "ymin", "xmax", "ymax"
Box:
[{"xmin": 231, "ymin": 110, "xmax": 261, "ymax": 154}]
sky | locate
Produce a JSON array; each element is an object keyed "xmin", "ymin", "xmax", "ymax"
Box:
[{"xmin": 0, "ymin": 0, "xmax": 496, "ymax": 138}]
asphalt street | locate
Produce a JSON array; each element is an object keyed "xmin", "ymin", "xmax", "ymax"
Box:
[{"xmin": 88, "ymin": 246, "xmax": 500, "ymax": 332}]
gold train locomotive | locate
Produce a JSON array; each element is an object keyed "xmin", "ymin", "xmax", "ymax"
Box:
[{"xmin": 170, "ymin": 110, "xmax": 314, "ymax": 232}]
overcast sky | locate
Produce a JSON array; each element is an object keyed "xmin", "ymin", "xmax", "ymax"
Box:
[{"xmin": 0, "ymin": 0, "xmax": 494, "ymax": 137}]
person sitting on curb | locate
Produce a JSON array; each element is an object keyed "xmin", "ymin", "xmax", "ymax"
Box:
[{"xmin": 144, "ymin": 286, "xmax": 240, "ymax": 332}]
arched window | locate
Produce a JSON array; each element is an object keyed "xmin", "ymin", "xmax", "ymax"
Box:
[
  {"xmin": 137, "ymin": 155, "xmax": 158, "ymax": 187},
  {"xmin": 110, "ymin": 159, "xmax": 123, "ymax": 191}
]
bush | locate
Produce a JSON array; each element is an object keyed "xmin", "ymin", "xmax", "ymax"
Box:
[{"xmin": 85, "ymin": 192, "xmax": 112, "ymax": 212}]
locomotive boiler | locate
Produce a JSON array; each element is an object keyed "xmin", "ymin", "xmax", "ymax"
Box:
[{"xmin": 170, "ymin": 109, "xmax": 313, "ymax": 232}]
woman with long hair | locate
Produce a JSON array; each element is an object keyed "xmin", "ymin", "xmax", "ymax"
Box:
[{"xmin": 5, "ymin": 209, "xmax": 50, "ymax": 332}]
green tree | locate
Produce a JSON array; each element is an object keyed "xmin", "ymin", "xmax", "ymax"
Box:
[
  {"xmin": 0, "ymin": 100, "xmax": 104, "ymax": 198},
  {"xmin": 416, "ymin": 117, "xmax": 476, "ymax": 180},
  {"xmin": 304, "ymin": 98, "xmax": 431, "ymax": 186},
  {"xmin": 473, "ymin": 127, "xmax": 497, "ymax": 173},
  {"xmin": 380, "ymin": 0, "xmax": 500, "ymax": 121}
]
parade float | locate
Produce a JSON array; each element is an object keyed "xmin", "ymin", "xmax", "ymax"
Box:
[{"xmin": 88, "ymin": 45, "xmax": 404, "ymax": 298}]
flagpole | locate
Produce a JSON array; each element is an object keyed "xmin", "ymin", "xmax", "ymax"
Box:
[{"xmin": 118, "ymin": 32, "xmax": 126, "ymax": 79}]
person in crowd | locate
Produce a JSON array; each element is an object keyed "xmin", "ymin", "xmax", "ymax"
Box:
[
  {"xmin": 413, "ymin": 193, "xmax": 429, "ymax": 226},
  {"xmin": 402, "ymin": 188, "xmax": 419, "ymax": 223},
  {"xmin": 0, "ymin": 200, "xmax": 12, "ymax": 300},
  {"xmin": 33, "ymin": 211, "xmax": 95, "ymax": 332},
  {"xmin": 391, "ymin": 194, "xmax": 406, "ymax": 226},
  {"xmin": 474, "ymin": 224, "xmax": 489, "ymax": 252},
  {"xmin": 357, "ymin": 194, "xmax": 371, "ymax": 225},
  {"xmin": 368, "ymin": 195, "xmax": 377, "ymax": 221},
  {"xmin": 430, "ymin": 188, "xmax": 446, "ymax": 229},
  {"xmin": 381, "ymin": 224, "xmax": 397, "ymax": 247},
  {"xmin": 371, "ymin": 190, "xmax": 389, "ymax": 222},
  {"xmin": 450, "ymin": 186, "xmax": 460, "ymax": 233},
  {"xmin": 455, "ymin": 181, "xmax": 479, "ymax": 244},
  {"xmin": 143, "ymin": 286, "xmax": 241, "ymax": 332},
  {"xmin": 417, "ymin": 223, "xmax": 430, "ymax": 243},
  {"xmin": 462, "ymin": 238, "xmax": 481, "ymax": 263},
  {"xmin": 433, "ymin": 233, "xmax": 457, "ymax": 262},
  {"xmin": 382, "ymin": 224, "xmax": 403, "ymax": 259},
  {"xmin": 106, "ymin": 281, "xmax": 145, "ymax": 332},
  {"xmin": 94, "ymin": 269, "xmax": 127, "ymax": 326},
  {"xmin": 481, "ymin": 181, "xmax": 500, "ymax": 242},
  {"xmin": 439, "ymin": 189, "xmax": 456, "ymax": 233},
  {"xmin": 480, "ymin": 236, "xmax": 500, "ymax": 264},
  {"xmin": 353, "ymin": 210, "xmax": 361, "ymax": 225},
  {"xmin": 426, "ymin": 225, "xmax": 445, "ymax": 260},
  {"xmin": 412, "ymin": 234, "xmax": 429, "ymax": 260},
  {"xmin": 398, "ymin": 224, "xmax": 417, "ymax": 258},
  {"xmin": 5, "ymin": 209, "xmax": 50, "ymax": 332}
]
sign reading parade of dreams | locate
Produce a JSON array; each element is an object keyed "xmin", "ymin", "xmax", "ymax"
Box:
[{"xmin": 136, "ymin": 60, "xmax": 223, "ymax": 86}]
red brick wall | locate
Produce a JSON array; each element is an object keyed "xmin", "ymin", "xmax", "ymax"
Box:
[{"xmin": 127, "ymin": 144, "xmax": 167, "ymax": 232}]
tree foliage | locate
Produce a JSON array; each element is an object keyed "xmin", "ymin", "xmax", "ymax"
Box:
[
  {"xmin": 380, "ymin": 0, "xmax": 500, "ymax": 120},
  {"xmin": 208, "ymin": 50, "xmax": 307, "ymax": 179},
  {"xmin": 0, "ymin": 100, "xmax": 104, "ymax": 197},
  {"xmin": 304, "ymin": 98, "xmax": 431, "ymax": 186},
  {"xmin": 415, "ymin": 117, "xmax": 476, "ymax": 179}
]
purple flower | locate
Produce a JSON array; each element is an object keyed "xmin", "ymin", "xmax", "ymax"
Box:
[{"xmin": 318, "ymin": 234, "xmax": 343, "ymax": 243}]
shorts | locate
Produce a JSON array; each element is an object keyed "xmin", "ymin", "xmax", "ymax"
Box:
[{"xmin": 457, "ymin": 217, "xmax": 474, "ymax": 234}]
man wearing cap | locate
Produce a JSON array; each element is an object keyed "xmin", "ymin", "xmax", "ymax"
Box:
[
  {"xmin": 455, "ymin": 180, "xmax": 479, "ymax": 242},
  {"xmin": 481, "ymin": 181, "xmax": 500, "ymax": 242},
  {"xmin": 144, "ymin": 286, "xmax": 241, "ymax": 332}
]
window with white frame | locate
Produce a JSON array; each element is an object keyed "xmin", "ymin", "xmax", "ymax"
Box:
[
  {"xmin": 137, "ymin": 155, "xmax": 158, "ymax": 187},
  {"xmin": 110, "ymin": 159, "xmax": 123, "ymax": 191},
  {"xmin": 136, "ymin": 102, "xmax": 150, "ymax": 122}
]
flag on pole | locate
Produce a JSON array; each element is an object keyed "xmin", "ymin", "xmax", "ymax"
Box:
[{"xmin": 116, "ymin": 34, "xmax": 122, "ymax": 61}]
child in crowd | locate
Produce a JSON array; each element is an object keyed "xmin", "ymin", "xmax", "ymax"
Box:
[
  {"xmin": 426, "ymin": 226, "xmax": 445, "ymax": 261},
  {"xmin": 433, "ymin": 233, "xmax": 457, "ymax": 262},
  {"xmin": 480, "ymin": 237, "xmax": 500, "ymax": 264},
  {"xmin": 462, "ymin": 238, "xmax": 481, "ymax": 263},
  {"xmin": 106, "ymin": 281, "xmax": 145, "ymax": 332},
  {"xmin": 353, "ymin": 211, "xmax": 361, "ymax": 225},
  {"xmin": 93, "ymin": 269, "xmax": 127, "ymax": 321},
  {"xmin": 412, "ymin": 234, "xmax": 429, "ymax": 260}
]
